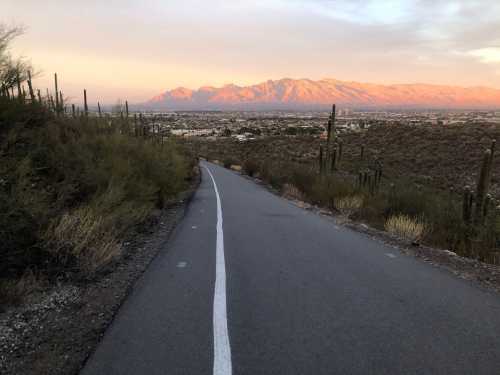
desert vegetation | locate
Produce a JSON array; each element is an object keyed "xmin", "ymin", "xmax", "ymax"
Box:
[
  {"xmin": 0, "ymin": 26, "xmax": 192, "ymax": 304},
  {"xmin": 191, "ymin": 107, "xmax": 500, "ymax": 265}
]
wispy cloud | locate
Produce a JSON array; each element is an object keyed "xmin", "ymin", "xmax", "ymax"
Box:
[{"xmin": 469, "ymin": 47, "xmax": 500, "ymax": 64}]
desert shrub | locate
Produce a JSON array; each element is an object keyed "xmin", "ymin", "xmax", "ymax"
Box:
[
  {"xmin": 1, "ymin": 100, "xmax": 191, "ymax": 283},
  {"xmin": 0, "ymin": 269, "xmax": 46, "ymax": 306},
  {"xmin": 223, "ymin": 157, "xmax": 236, "ymax": 168},
  {"xmin": 310, "ymin": 175, "xmax": 357, "ymax": 209},
  {"xmin": 282, "ymin": 183, "xmax": 304, "ymax": 201},
  {"xmin": 385, "ymin": 183, "xmax": 430, "ymax": 218},
  {"xmin": 289, "ymin": 165, "xmax": 316, "ymax": 196},
  {"xmin": 385, "ymin": 214, "xmax": 427, "ymax": 242},
  {"xmin": 422, "ymin": 196, "xmax": 467, "ymax": 251},
  {"xmin": 258, "ymin": 159, "xmax": 286, "ymax": 188},
  {"xmin": 242, "ymin": 159, "xmax": 259, "ymax": 177}
]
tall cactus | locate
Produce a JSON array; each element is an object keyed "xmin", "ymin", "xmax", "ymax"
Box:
[
  {"xmin": 461, "ymin": 185, "xmax": 470, "ymax": 223},
  {"xmin": 330, "ymin": 148, "xmax": 337, "ymax": 172},
  {"xmin": 54, "ymin": 73, "xmax": 59, "ymax": 113},
  {"xmin": 83, "ymin": 89, "xmax": 88, "ymax": 116},
  {"xmin": 331, "ymin": 104, "xmax": 336, "ymax": 131},
  {"xmin": 319, "ymin": 145, "xmax": 324, "ymax": 174},
  {"xmin": 327, "ymin": 119, "xmax": 332, "ymax": 145},
  {"xmin": 27, "ymin": 71, "xmax": 35, "ymax": 104},
  {"xmin": 59, "ymin": 91, "xmax": 64, "ymax": 111},
  {"xmin": 474, "ymin": 148, "xmax": 493, "ymax": 224}
]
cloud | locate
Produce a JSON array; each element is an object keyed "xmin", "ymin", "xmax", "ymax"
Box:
[
  {"xmin": 469, "ymin": 48, "xmax": 500, "ymax": 64},
  {"xmin": 297, "ymin": 0, "xmax": 415, "ymax": 25},
  {"xmin": 4, "ymin": 0, "xmax": 500, "ymax": 101}
]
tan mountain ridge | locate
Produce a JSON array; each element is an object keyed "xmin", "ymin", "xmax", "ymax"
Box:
[{"xmin": 147, "ymin": 78, "xmax": 500, "ymax": 110}]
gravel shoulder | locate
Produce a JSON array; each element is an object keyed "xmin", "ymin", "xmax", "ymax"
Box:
[{"xmin": 0, "ymin": 172, "xmax": 200, "ymax": 375}]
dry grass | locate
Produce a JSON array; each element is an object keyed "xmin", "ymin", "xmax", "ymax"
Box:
[
  {"xmin": 385, "ymin": 214, "xmax": 427, "ymax": 242},
  {"xmin": 282, "ymin": 183, "xmax": 305, "ymax": 201},
  {"xmin": 335, "ymin": 195, "xmax": 364, "ymax": 215},
  {"xmin": 0, "ymin": 270, "xmax": 46, "ymax": 305},
  {"xmin": 45, "ymin": 207, "xmax": 121, "ymax": 275}
]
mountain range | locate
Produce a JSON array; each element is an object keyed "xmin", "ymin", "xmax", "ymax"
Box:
[{"xmin": 144, "ymin": 78, "xmax": 500, "ymax": 110}]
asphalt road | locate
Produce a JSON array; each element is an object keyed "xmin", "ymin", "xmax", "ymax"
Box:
[{"xmin": 82, "ymin": 161, "xmax": 500, "ymax": 375}]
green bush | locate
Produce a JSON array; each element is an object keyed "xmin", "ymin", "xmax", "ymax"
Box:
[{"xmin": 1, "ymin": 101, "xmax": 191, "ymax": 280}]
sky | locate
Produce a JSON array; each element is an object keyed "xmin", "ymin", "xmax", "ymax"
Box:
[{"xmin": 2, "ymin": 0, "xmax": 500, "ymax": 104}]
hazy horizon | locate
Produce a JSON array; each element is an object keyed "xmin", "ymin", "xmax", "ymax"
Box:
[{"xmin": 3, "ymin": 0, "xmax": 500, "ymax": 105}]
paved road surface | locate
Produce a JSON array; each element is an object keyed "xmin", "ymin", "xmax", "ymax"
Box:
[{"xmin": 82, "ymin": 161, "xmax": 500, "ymax": 375}]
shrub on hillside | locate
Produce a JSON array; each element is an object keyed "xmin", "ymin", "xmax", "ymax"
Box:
[
  {"xmin": 1, "ymin": 100, "xmax": 191, "ymax": 282},
  {"xmin": 223, "ymin": 157, "xmax": 237, "ymax": 169},
  {"xmin": 242, "ymin": 159, "xmax": 259, "ymax": 177}
]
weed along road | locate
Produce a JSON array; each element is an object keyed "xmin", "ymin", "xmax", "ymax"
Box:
[{"xmin": 82, "ymin": 161, "xmax": 500, "ymax": 375}]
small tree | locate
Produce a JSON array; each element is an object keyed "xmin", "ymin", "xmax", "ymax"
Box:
[{"xmin": 0, "ymin": 25, "xmax": 32, "ymax": 93}]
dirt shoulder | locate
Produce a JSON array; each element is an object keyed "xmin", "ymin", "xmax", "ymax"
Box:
[{"xmin": 0, "ymin": 173, "xmax": 200, "ymax": 375}]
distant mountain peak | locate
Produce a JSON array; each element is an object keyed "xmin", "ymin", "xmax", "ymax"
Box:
[{"xmin": 145, "ymin": 78, "xmax": 500, "ymax": 110}]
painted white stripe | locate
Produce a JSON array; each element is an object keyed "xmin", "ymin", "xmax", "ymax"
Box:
[{"xmin": 204, "ymin": 166, "xmax": 232, "ymax": 375}]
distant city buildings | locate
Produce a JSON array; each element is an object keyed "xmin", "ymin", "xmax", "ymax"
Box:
[{"xmin": 135, "ymin": 109, "xmax": 500, "ymax": 141}]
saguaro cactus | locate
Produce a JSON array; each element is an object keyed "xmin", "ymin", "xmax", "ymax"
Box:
[
  {"xmin": 474, "ymin": 149, "xmax": 493, "ymax": 224},
  {"xmin": 54, "ymin": 73, "xmax": 59, "ymax": 113},
  {"xmin": 330, "ymin": 148, "xmax": 337, "ymax": 172},
  {"xmin": 463, "ymin": 189, "xmax": 472, "ymax": 222},
  {"xmin": 27, "ymin": 71, "xmax": 35, "ymax": 103},
  {"xmin": 59, "ymin": 91, "xmax": 64, "ymax": 111},
  {"xmin": 331, "ymin": 104, "xmax": 336, "ymax": 130},
  {"xmin": 319, "ymin": 145, "xmax": 324, "ymax": 174},
  {"xmin": 134, "ymin": 114, "xmax": 138, "ymax": 137},
  {"xmin": 338, "ymin": 140, "xmax": 343, "ymax": 162},
  {"xmin": 83, "ymin": 89, "xmax": 88, "ymax": 116}
]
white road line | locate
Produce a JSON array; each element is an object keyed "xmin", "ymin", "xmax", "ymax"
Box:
[
  {"xmin": 204, "ymin": 166, "xmax": 232, "ymax": 375},
  {"xmin": 385, "ymin": 253, "xmax": 396, "ymax": 258}
]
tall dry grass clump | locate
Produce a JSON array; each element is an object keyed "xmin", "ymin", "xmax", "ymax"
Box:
[
  {"xmin": 45, "ymin": 207, "xmax": 121, "ymax": 275},
  {"xmin": 385, "ymin": 214, "xmax": 426, "ymax": 242},
  {"xmin": 336, "ymin": 195, "xmax": 364, "ymax": 216}
]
